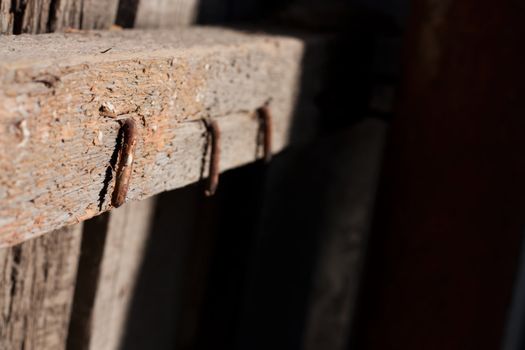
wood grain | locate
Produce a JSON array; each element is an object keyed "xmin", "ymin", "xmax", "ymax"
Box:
[
  {"xmin": 20, "ymin": 0, "xmax": 53, "ymax": 34},
  {"xmin": 0, "ymin": 2, "xmax": 121, "ymax": 350},
  {"xmin": 0, "ymin": 0, "xmax": 52, "ymax": 34},
  {"xmin": 0, "ymin": 28, "xmax": 309, "ymax": 246},
  {"xmin": 0, "ymin": 225, "xmax": 82, "ymax": 350},
  {"xmin": 0, "ymin": 0, "xmax": 12, "ymax": 33},
  {"xmin": 0, "ymin": 0, "xmax": 119, "ymax": 34}
]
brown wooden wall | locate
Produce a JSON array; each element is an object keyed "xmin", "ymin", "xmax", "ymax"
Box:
[
  {"xmin": 0, "ymin": 1, "xmax": 394, "ymax": 349},
  {"xmin": 0, "ymin": 1, "xmax": 204, "ymax": 349}
]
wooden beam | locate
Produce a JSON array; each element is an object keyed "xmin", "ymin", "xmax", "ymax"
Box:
[
  {"xmin": 0, "ymin": 225, "xmax": 82, "ymax": 350},
  {"xmin": 0, "ymin": 28, "xmax": 310, "ymax": 246}
]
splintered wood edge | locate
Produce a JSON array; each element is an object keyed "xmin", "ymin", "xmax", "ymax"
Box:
[{"xmin": 0, "ymin": 28, "xmax": 323, "ymax": 246}]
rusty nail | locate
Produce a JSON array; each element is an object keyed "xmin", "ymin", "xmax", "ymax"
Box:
[
  {"xmin": 257, "ymin": 102, "xmax": 273, "ymax": 163},
  {"xmin": 112, "ymin": 118, "xmax": 138, "ymax": 207},
  {"xmin": 204, "ymin": 118, "xmax": 221, "ymax": 196}
]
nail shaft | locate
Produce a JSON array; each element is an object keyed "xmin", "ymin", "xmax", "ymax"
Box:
[
  {"xmin": 257, "ymin": 104, "xmax": 273, "ymax": 162},
  {"xmin": 112, "ymin": 119, "xmax": 138, "ymax": 207},
  {"xmin": 205, "ymin": 119, "xmax": 221, "ymax": 196}
]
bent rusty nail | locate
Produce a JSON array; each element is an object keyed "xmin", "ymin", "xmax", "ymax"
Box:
[
  {"xmin": 112, "ymin": 118, "xmax": 138, "ymax": 207},
  {"xmin": 257, "ymin": 103, "xmax": 273, "ymax": 163},
  {"xmin": 204, "ymin": 118, "xmax": 221, "ymax": 197}
]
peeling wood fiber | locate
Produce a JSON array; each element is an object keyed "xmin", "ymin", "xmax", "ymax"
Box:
[{"xmin": 0, "ymin": 28, "xmax": 308, "ymax": 246}]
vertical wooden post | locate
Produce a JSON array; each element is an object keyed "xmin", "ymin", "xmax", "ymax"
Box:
[
  {"xmin": 67, "ymin": 198, "xmax": 156, "ymax": 350},
  {"xmin": 0, "ymin": 226, "xmax": 83, "ymax": 350}
]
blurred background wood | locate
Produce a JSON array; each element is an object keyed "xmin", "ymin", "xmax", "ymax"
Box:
[
  {"xmin": 0, "ymin": 0, "xmax": 119, "ymax": 34},
  {"xmin": 0, "ymin": 1, "xmax": 408, "ymax": 349},
  {"xmin": 302, "ymin": 119, "xmax": 386, "ymax": 350},
  {"xmin": 67, "ymin": 198, "xmax": 156, "ymax": 350},
  {"xmin": 0, "ymin": 225, "xmax": 82, "ymax": 350},
  {"xmin": 353, "ymin": 1, "xmax": 525, "ymax": 349},
  {"xmin": 134, "ymin": 0, "xmax": 199, "ymax": 27}
]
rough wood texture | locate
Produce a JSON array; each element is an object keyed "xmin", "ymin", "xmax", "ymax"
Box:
[
  {"xmin": 17, "ymin": 0, "xmax": 53, "ymax": 34},
  {"xmin": 0, "ymin": 225, "xmax": 82, "ymax": 349},
  {"xmin": 0, "ymin": 0, "xmax": 12, "ymax": 33},
  {"xmin": 0, "ymin": 0, "xmax": 119, "ymax": 34},
  {"xmin": 1, "ymin": 3, "xmax": 118, "ymax": 350},
  {"xmin": 71, "ymin": 4, "xmax": 200, "ymax": 350},
  {"xmin": 0, "ymin": 28, "xmax": 308, "ymax": 246},
  {"xmin": 67, "ymin": 198, "xmax": 155, "ymax": 350},
  {"xmin": 134, "ymin": 0, "xmax": 198, "ymax": 28},
  {"xmin": 0, "ymin": 0, "xmax": 51, "ymax": 34}
]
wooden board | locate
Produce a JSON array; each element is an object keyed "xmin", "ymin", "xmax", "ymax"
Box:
[
  {"xmin": 0, "ymin": 27, "xmax": 314, "ymax": 246},
  {"xmin": 134, "ymin": 0, "xmax": 198, "ymax": 28},
  {"xmin": 0, "ymin": 0, "xmax": 53, "ymax": 34},
  {"xmin": 119, "ymin": 184, "xmax": 203, "ymax": 350},
  {"xmin": 0, "ymin": 0, "xmax": 119, "ymax": 34},
  {"xmin": 0, "ymin": 0, "xmax": 11, "ymax": 33},
  {"xmin": 0, "ymin": 224, "xmax": 82, "ymax": 350},
  {"xmin": 67, "ymin": 198, "xmax": 155, "ymax": 350}
]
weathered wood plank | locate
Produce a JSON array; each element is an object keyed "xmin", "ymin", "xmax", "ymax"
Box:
[
  {"xmin": 67, "ymin": 198, "xmax": 155, "ymax": 350},
  {"xmin": 0, "ymin": 28, "xmax": 308, "ymax": 246},
  {"xmin": 119, "ymin": 185, "xmax": 202, "ymax": 350},
  {"xmin": 0, "ymin": 0, "xmax": 49, "ymax": 34},
  {"xmin": 80, "ymin": 0, "xmax": 119, "ymax": 30},
  {"xmin": 0, "ymin": 3, "xmax": 118, "ymax": 350},
  {"xmin": 134, "ymin": 0, "xmax": 198, "ymax": 28},
  {"xmin": 0, "ymin": 225, "xmax": 82, "ymax": 350},
  {"xmin": 51, "ymin": 0, "xmax": 83, "ymax": 31},
  {"xmin": 0, "ymin": 0, "xmax": 13, "ymax": 34},
  {"xmin": 19, "ymin": 0, "xmax": 53, "ymax": 34},
  {"xmin": 0, "ymin": 0, "xmax": 119, "ymax": 34}
]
